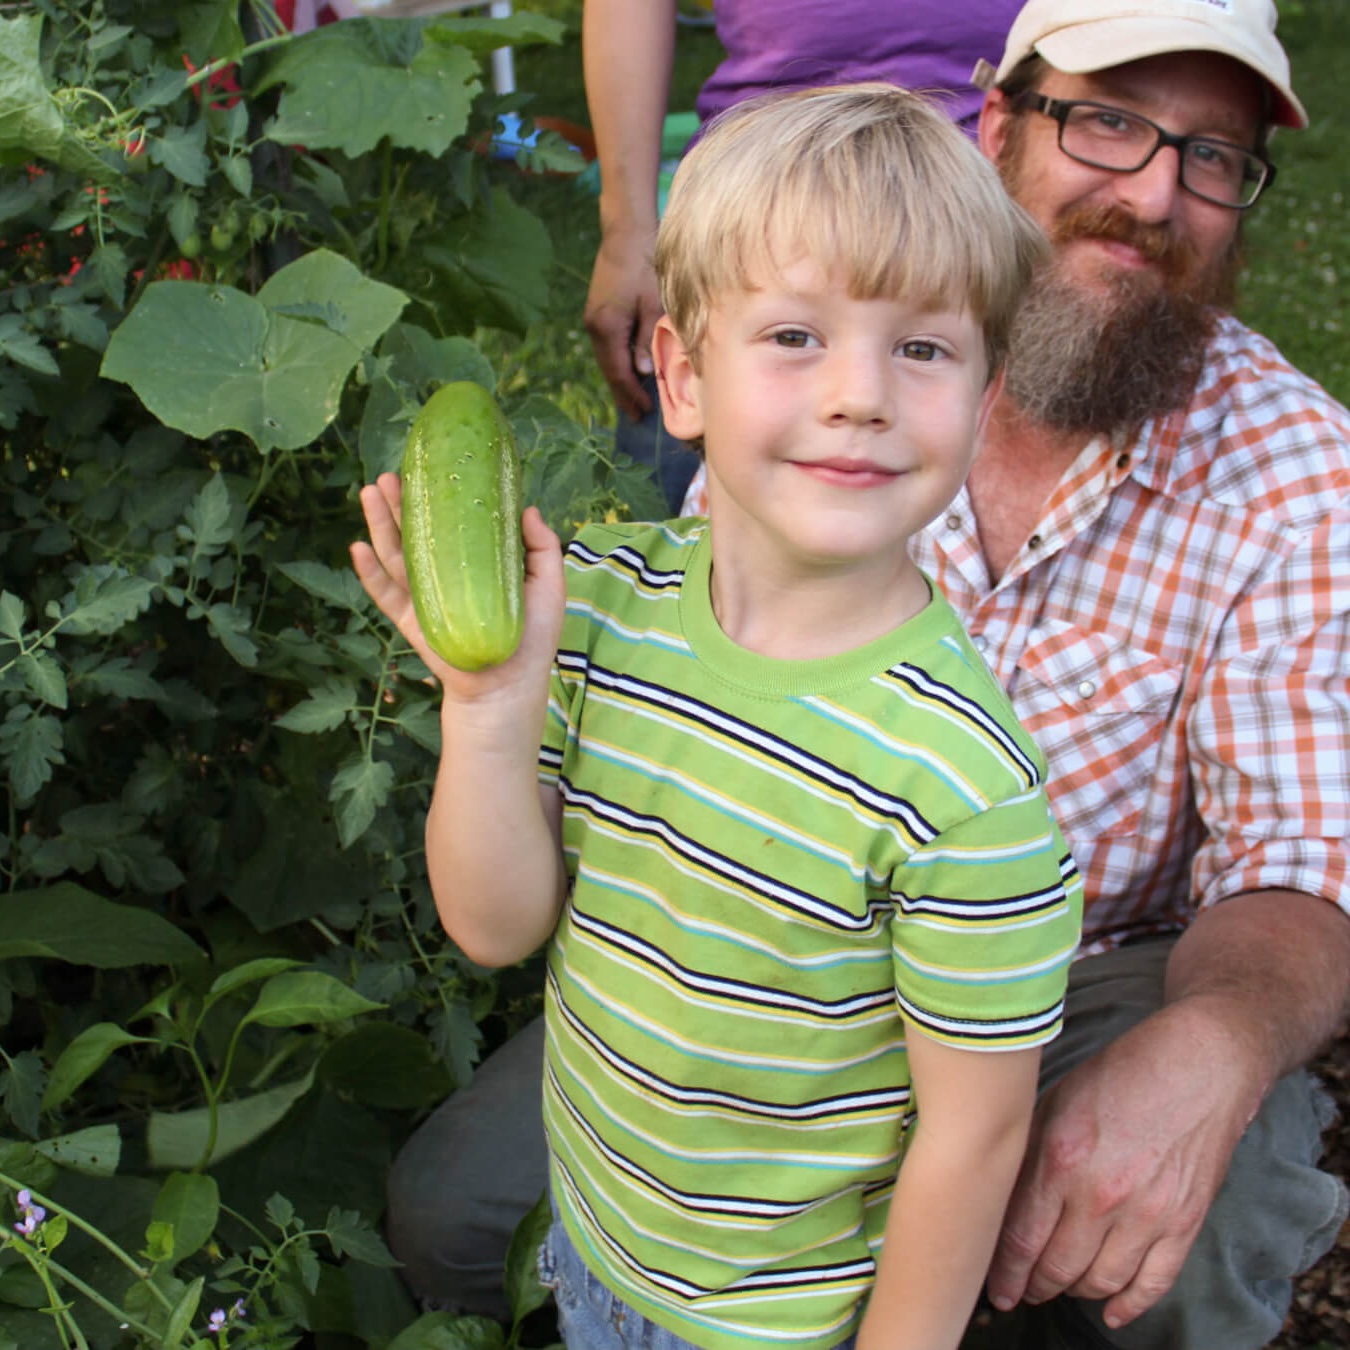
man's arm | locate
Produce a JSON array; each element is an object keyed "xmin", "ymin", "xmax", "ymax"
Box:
[
  {"xmin": 859, "ymin": 1034, "xmax": 1040, "ymax": 1350},
  {"xmin": 581, "ymin": 0, "xmax": 678, "ymax": 419},
  {"xmin": 986, "ymin": 889, "xmax": 1350, "ymax": 1331}
]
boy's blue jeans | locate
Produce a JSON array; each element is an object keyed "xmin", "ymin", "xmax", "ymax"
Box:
[{"xmin": 538, "ymin": 1215, "xmax": 858, "ymax": 1350}]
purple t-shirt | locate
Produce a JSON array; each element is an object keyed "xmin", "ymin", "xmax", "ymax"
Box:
[{"xmin": 695, "ymin": 0, "xmax": 1023, "ymax": 137}]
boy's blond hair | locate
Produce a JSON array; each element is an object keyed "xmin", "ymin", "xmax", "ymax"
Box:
[{"xmin": 654, "ymin": 82, "xmax": 1049, "ymax": 375}]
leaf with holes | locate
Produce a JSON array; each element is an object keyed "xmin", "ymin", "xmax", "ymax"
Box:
[
  {"xmin": 257, "ymin": 17, "xmax": 480, "ymax": 158},
  {"xmin": 100, "ymin": 250, "xmax": 406, "ymax": 452}
]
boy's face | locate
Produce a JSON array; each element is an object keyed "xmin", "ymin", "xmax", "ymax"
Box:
[{"xmin": 655, "ymin": 254, "xmax": 999, "ymax": 576}]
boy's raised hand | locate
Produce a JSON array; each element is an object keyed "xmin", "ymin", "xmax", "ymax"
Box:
[{"xmin": 350, "ymin": 472, "xmax": 565, "ymax": 702}]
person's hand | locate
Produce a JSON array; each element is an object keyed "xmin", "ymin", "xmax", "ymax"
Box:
[
  {"xmin": 584, "ymin": 225, "xmax": 663, "ymax": 421},
  {"xmin": 986, "ymin": 1001, "xmax": 1263, "ymax": 1331},
  {"xmin": 350, "ymin": 472, "xmax": 565, "ymax": 705}
]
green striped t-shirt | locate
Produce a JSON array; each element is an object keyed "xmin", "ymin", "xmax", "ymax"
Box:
[{"xmin": 537, "ymin": 519, "xmax": 1082, "ymax": 1349}]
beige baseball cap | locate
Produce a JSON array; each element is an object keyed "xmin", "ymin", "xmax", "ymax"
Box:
[{"xmin": 973, "ymin": 0, "xmax": 1307, "ymax": 129}]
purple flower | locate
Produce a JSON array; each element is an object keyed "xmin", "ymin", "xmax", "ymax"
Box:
[
  {"xmin": 12, "ymin": 1190, "xmax": 45, "ymax": 1237},
  {"xmin": 208, "ymin": 1308, "xmax": 227, "ymax": 1334}
]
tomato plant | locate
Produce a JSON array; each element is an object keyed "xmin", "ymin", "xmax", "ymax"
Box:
[{"xmin": 0, "ymin": 3, "xmax": 659, "ymax": 1345}]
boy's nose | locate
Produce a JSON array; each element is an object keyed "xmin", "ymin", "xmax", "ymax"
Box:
[{"xmin": 822, "ymin": 350, "xmax": 894, "ymax": 426}]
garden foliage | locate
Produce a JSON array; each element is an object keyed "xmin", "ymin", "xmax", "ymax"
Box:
[{"xmin": 0, "ymin": 2, "xmax": 660, "ymax": 1344}]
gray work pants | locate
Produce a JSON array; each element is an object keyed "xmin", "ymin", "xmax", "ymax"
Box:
[{"xmin": 384, "ymin": 938, "xmax": 1347, "ymax": 1348}]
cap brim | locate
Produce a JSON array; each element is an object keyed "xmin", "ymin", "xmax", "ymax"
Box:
[{"xmin": 1034, "ymin": 17, "xmax": 1308, "ymax": 129}]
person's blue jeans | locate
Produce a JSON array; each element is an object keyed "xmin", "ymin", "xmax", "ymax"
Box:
[
  {"xmin": 537, "ymin": 1214, "xmax": 858, "ymax": 1350},
  {"xmin": 614, "ymin": 374, "xmax": 700, "ymax": 516}
]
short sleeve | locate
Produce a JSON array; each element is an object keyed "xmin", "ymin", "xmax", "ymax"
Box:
[{"xmin": 891, "ymin": 791, "xmax": 1083, "ymax": 1051}]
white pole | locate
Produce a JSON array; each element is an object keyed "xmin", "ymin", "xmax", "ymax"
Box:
[{"xmin": 488, "ymin": 1, "xmax": 515, "ymax": 94}]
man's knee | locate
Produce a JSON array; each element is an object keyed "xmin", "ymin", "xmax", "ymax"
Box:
[{"xmin": 386, "ymin": 1017, "xmax": 550, "ymax": 1317}]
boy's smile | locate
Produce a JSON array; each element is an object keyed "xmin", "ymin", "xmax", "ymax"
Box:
[{"xmin": 656, "ymin": 254, "xmax": 998, "ymax": 602}]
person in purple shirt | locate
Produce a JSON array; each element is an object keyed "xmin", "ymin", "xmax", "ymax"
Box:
[
  {"xmin": 581, "ymin": 0, "xmax": 1023, "ymax": 512},
  {"xmin": 696, "ymin": 3, "xmax": 1009, "ymax": 131}
]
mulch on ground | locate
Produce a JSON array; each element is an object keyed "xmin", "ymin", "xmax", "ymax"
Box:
[{"xmin": 1275, "ymin": 1035, "xmax": 1350, "ymax": 1349}]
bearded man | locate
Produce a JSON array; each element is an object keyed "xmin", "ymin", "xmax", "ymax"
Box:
[
  {"xmin": 382, "ymin": 3, "xmax": 1350, "ymax": 1347},
  {"xmin": 898, "ymin": 2, "xmax": 1350, "ymax": 1345}
]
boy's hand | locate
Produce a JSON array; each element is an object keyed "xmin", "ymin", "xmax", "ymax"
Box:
[{"xmin": 350, "ymin": 472, "xmax": 565, "ymax": 702}]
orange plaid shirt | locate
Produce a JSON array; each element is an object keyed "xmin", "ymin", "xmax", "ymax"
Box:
[{"xmin": 680, "ymin": 317, "xmax": 1350, "ymax": 951}]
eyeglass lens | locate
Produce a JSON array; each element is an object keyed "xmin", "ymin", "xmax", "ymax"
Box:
[{"xmin": 1059, "ymin": 104, "xmax": 1265, "ymax": 206}]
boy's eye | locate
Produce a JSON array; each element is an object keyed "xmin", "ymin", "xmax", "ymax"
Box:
[
  {"xmin": 772, "ymin": 329, "xmax": 815, "ymax": 349},
  {"xmin": 900, "ymin": 340, "xmax": 941, "ymax": 361}
]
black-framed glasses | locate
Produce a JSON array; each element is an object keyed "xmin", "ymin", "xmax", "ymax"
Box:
[{"xmin": 1014, "ymin": 93, "xmax": 1275, "ymax": 210}]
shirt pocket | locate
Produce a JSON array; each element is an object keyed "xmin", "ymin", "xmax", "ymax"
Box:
[{"xmin": 1011, "ymin": 619, "xmax": 1183, "ymax": 841}]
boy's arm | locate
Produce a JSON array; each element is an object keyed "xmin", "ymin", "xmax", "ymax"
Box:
[
  {"xmin": 352, "ymin": 473, "xmax": 569, "ymax": 967},
  {"xmin": 858, "ymin": 1030, "xmax": 1040, "ymax": 1350},
  {"xmin": 423, "ymin": 715, "xmax": 567, "ymax": 967}
]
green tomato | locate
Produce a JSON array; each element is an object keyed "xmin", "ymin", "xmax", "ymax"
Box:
[
  {"xmin": 179, "ymin": 232, "xmax": 203, "ymax": 260},
  {"xmin": 210, "ymin": 223, "xmax": 236, "ymax": 252}
]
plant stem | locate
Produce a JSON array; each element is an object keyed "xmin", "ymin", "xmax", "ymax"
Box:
[
  {"xmin": 40, "ymin": 1253, "xmax": 163, "ymax": 1341},
  {"xmin": 7, "ymin": 1238, "xmax": 83, "ymax": 1350},
  {"xmin": 182, "ymin": 36, "xmax": 293, "ymax": 92},
  {"xmin": 126, "ymin": 220, "xmax": 173, "ymax": 310},
  {"xmin": 184, "ymin": 1041, "xmax": 224, "ymax": 1173},
  {"xmin": 0, "ymin": 1173, "xmax": 170, "ymax": 1307},
  {"xmin": 309, "ymin": 916, "xmax": 341, "ymax": 945},
  {"xmin": 376, "ymin": 139, "xmax": 393, "ymax": 273}
]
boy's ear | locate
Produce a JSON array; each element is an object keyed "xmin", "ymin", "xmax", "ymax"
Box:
[{"xmin": 652, "ymin": 315, "xmax": 705, "ymax": 443}]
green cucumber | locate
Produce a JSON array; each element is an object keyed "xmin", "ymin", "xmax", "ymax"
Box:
[{"xmin": 400, "ymin": 382, "xmax": 525, "ymax": 671}]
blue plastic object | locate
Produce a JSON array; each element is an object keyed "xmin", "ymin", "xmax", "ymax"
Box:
[{"xmin": 490, "ymin": 111, "xmax": 541, "ymax": 158}]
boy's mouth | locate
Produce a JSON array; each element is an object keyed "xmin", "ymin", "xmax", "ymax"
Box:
[{"xmin": 794, "ymin": 457, "xmax": 902, "ymax": 488}]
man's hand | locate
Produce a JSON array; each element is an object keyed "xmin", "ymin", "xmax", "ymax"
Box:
[
  {"xmin": 986, "ymin": 1000, "xmax": 1263, "ymax": 1330},
  {"xmin": 583, "ymin": 226, "xmax": 663, "ymax": 421}
]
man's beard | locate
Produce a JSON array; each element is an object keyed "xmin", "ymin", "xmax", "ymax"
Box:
[{"xmin": 1000, "ymin": 141, "xmax": 1244, "ymax": 438}]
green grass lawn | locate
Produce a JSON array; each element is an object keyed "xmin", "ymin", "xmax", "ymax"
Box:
[
  {"xmin": 492, "ymin": 0, "xmax": 1348, "ymax": 426},
  {"xmin": 1237, "ymin": 0, "xmax": 1348, "ymax": 404}
]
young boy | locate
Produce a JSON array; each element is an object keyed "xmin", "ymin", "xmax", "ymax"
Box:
[{"xmin": 353, "ymin": 84, "xmax": 1081, "ymax": 1350}]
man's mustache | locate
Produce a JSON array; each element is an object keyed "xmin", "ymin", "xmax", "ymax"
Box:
[{"xmin": 1049, "ymin": 203, "xmax": 1200, "ymax": 283}]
